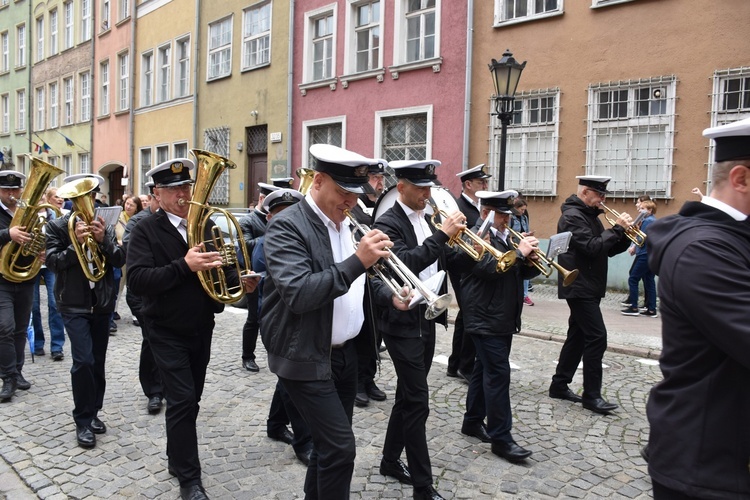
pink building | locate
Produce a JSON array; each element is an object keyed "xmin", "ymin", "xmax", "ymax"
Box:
[{"xmin": 292, "ymin": 0, "xmax": 470, "ymax": 194}]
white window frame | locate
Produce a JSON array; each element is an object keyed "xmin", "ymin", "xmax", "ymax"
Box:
[
  {"xmin": 490, "ymin": 89, "xmax": 560, "ymax": 196},
  {"xmin": 155, "ymin": 144, "xmax": 169, "ymax": 164},
  {"xmin": 374, "ymin": 105, "xmax": 433, "ymax": 164},
  {"xmin": 344, "ymin": 0, "xmax": 383, "ymax": 77},
  {"xmin": 36, "ymin": 16, "xmax": 44, "ymax": 63},
  {"xmin": 493, "ymin": 0, "xmax": 563, "ymax": 26},
  {"xmin": 1, "ymin": 31, "xmax": 8, "ymax": 73},
  {"xmin": 175, "ymin": 36, "xmax": 190, "ymax": 97},
  {"xmin": 101, "ymin": 0, "xmax": 110, "ymax": 31},
  {"xmin": 173, "ymin": 141, "xmax": 188, "ymax": 158},
  {"xmin": 141, "ymin": 50, "xmax": 153, "ymax": 107},
  {"xmin": 80, "ymin": 71, "xmax": 91, "ymax": 121},
  {"xmin": 207, "ymin": 16, "xmax": 233, "ymax": 80},
  {"xmin": 63, "ymin": 2, "xmax": 74, "ymax": 50},
  {"xmin": 49, "ymin": 9, "xmax": 58, "ymax": 56},
  {"xmin": 1, "ymin": 94, "xmax": 9, "ymax": 134},
  {"xmin": 63, "ymin": 77, "xmax": 73, "ymax": 125},
  {"xmin": 16, "ymin": 24, "xmax": 26, "ymax": 68},
  {"xmin": 99, "ymin": 59, "xmax": 110, "ymax": 116},
  {"xmin": 139, "ymin": 147, "xmax": 151, "ymax": 193},
  {"xmin": 49, "ymin": 81, "xmax": 58, "ymax": 128},
  {"xmin": 16, "ymin": 89, "xmax": 26, "ymax": 131},
  {"xmin": 585, "ymin": 76, "xmax": 677, "ymax": 198},
  {"xmin": 302, "ymin": 115, "xmax": 347, "ymax": 168},
  {"xmin": 390, "ymin": 0, "xmax": 442, "ymax": 74},
  {"xmin": 241, "ymin": 2, "xmax": 271, "ymax": 71},
  {"xmin": 35, "ymin": 86, "xmax": 45, "ymax": 131},
  {"xmin": 592, "ymin": 0, "xmax": 636, "ymax": 7},
  {"xmin": 62, "ymin": 154, "xmax": 72, "ymax": 177},
  {"xmin": 157, "ymin": 42, "xmax": 171, "ymax": 103},
  {"xmin": 118, "ymin": 0, "xmax": 129, "ymax": 22},
  {"xmin": 80, "ymin": 0, "xmax": 91, "ymax": 42},
  {"xmin": 117, "ymin": 51, "xmax": 129, "ymax": 111},
  {"xmin": 302, "ymin": 5, "xmax": 336, "ymax": 85},
  {"xmin": 79, "ymin": 153, "xmax": 90, "ymax": 174}
]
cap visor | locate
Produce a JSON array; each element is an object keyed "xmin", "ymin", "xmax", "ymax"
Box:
[
  {"xmin": 157, "ymin": 179, "xmax": 195, "ymax": 187},
  {"xmin": 337, "ymin": 181, "xmax": 374, "ymax": 195},
  {"xmin": 401, "ymin": 178, "xmax": 436, "ymax": 187}
]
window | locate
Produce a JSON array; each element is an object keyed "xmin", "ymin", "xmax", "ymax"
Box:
[
  {"xmin": 203, "ymin": 127, "xmax": 231, "ymax": 204},
  {"xmin": 495, "ymin": 0, "xmax": 561, "ymax": 24},
  {"xmin": 592, "ymin": 0, "xmax": 635, "ymax": 6},
  {"xmin": 99, "ymin": 60, "xmax": 109, "ymax": 115},
  {"xmin": 49, "ymin": 82, "xmax": 58, "ymax": 128},
  {"xmin": 491, "ymin": 89, "xmax": 560, "ymax": 196},
  {"xmin": 36, "ymin": 17, "xmax": 44, "ymax": 62},
  {"xmin": 707, "ymin": 67, "xmax": 750, "ymax": 185},
  {"xmin": 139, "ymin": 147, "xmax": 151, "ymax": 193},
  {"xmin": 173, "ymin": 142, "xmax": 188, "ymax": 158},
  {"xmin": 375, "ymin": 107, "xmax": 432, "ymax": 185},
  {"xmin": 80, "ymin": 71, "xmax": 91, "ymax": 121},
  {"xmin": 16, "ymin": 89, "xmax": 25, "ymax": 131},
  {"xmin": 15, "ymin": 155, "xmax": 26, "ymax": 174},
  {"xmin": 155, "ymin": 144, "xmax": 169, "ymax": 166},
  {"xmin": 405, "ymin": 0, "xmax": 435, "ymax": 63},
  {"xmin": 64, "ymin": 2, "xmax": 73, "ymax": 49},
  {"xmin": 81, "ymin": 0, "xmax": 91, "ymax": 42},
  {"xmin": 311, "ymin": 12, "xmax": 334, "ymax": 81},
  {"xmin": 242, "ymin": 2, "xmax": 271, "ymax": 70},
  {"xmin": 1, "ymin": 32, "xmax": 8, "ymax": 72},
  {"xmin": 62, "ymin": 154, "xmax": 72, "ymax": 176},
  {"xmin": 141, "ymin": 50, "xmax": 153, "ymax": 106},
  {"xmin": 63, "ymin": 77, "xmax": 73, "ymax": 125},
  {"xmin": 207, "ymin": 17, "xmax": 232, "ymax": 80},
  {"xmin": 117, "ymin": 52, "xmax": 128, "ymax": 111},
  {"xmin": 16, "ymin": 24, "xmax": 26, "ymax": 67},
  {"xmin": 118, "ymin": 0, "xmax": 129, "ymax": 22},
  {"xmin": 305, "ymin": 121, "xmax": 343, "ymax": 167},
  {"xmin": 35, "ymin": 87, "xmax": 45, "ymax": 131},
  {"xmin": 352, "ymin": 1, "xmax": 380, "ymax": 73},
  {"xmin": 585, "ymin": 76, "xmax": 676, "ymax": 198},
  {"xmin": 79, "ymin": 153, "xmax": 90, "ymax": 174},
  {"xmin": 101, "ymin": 0, "xmax": 110, "ymax": 31},
  {"xmin": 49, "ymin": 9, "xmax": 58, "ymax": 56},
  {"xmin": 47, "ymin": 155, "xmax": 58, "ymax": 167},
  {"xmin": 176, "ymin": 37, "xmax": 190, "ymax": 97},
  {"xmin": 157, "ymin": 43, "xmax": 171, "ymax": 102},
  {"xmin": 1, "ymin": 94, "xmax": 9, "ymax": 134}
]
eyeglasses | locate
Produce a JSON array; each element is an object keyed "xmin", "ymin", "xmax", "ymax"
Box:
[{"xmin": 160, "ymin": 184, "xmax": 192, "ymax": 193}]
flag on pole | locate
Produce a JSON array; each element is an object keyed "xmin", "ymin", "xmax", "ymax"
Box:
[
  {"xmin": 42, "ymin": 143, "xmax": 51, "ymax": 153},
  {"xmin": 63, "ymin": 135, "xmax": 75, "ymax": 147}
]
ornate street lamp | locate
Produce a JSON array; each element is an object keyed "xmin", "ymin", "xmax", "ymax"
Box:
[{"xmin": 489, "ymin": 49, "xmax": 526, "ymax": 191}]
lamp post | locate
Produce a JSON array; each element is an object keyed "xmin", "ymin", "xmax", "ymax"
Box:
[{"xmin": 489, "ymin": 49, "xmax": 526, "ymax": 191}]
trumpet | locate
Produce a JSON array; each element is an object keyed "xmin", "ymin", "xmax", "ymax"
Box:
[
  {"xmin": 426, "ymin": 200, "xmax": 516, "ymax": 272},
  {"xmin": 344, "ymin": 209, "xmax": 452, "ymax": 321},
  {"xmin": 599, "ymin": 202, "xmax": 647, "ymax": 247},
  {"xmin": 506, "ymin": 226, "xmax": 579, "ymax": 287}
]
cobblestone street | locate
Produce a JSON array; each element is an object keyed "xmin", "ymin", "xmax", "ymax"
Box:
[{"xmin": 0, "ymin": 284, "xmax": 661, "ymax": 499}]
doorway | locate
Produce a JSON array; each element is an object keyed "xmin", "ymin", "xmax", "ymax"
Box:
[{"xmin": 246, "ymin": 125, "xmax": 268, "ymax": 207}]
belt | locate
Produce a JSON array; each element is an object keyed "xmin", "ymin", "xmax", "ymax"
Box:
[{"xmin": 331, "ymin": 340, "xmax": 351, "ymax": 350}]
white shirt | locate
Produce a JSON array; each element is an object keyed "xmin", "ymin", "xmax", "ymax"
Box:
[
  {"xmin": 397, "ymin": 199, "xmax": 438, "ymax": 282},
  {"xmin": 165, "ymin": 211, "xmax": 188, "ymax": 242},
  {"xmin": 461, "ymin": 192, "xmax": 481, "ymax": 212},
  {"xmin": 305, "ymin": 194, "xmax": 365, "ymax": 346},
  {"xmin": 701, "ymin": 196, "xmax": 748, "ymax": 222}
]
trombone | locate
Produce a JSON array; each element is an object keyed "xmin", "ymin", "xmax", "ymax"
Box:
[
  {"xmin": 506, "ymin": 226, "xmax": 579, "ymax": 287},
  {"xmin": 426, "ymin": 200, "xmax": 516, "ymax": 273},
  {"xmin": 344, "ymin": 209, "xmax": 452, "ymax": 320},
  {"xmin": 599, "ymin": 202, "xmax": 647, "ymax": 247}
]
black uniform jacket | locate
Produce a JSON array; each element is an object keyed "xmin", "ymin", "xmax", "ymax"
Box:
[
  {"xmin": 646, "ymin": 201, "xmax": 750, "ymax": 499},
  {"xmin": 461, "ymin": 225, "xmax": 540, "ymax": 336},
  {"xmin": 456, "ymin": 193, "xmax": 481, "ymax": 228},
  {"xmin": 371, "ymin": 202, "xmax": 473, "ymax": 336},
  {"xmin": 45, "ymin": 213, "xmax": 125, "ymax": 314},
  {"xmin": 557, "ymin": 194, "xmax": 630, "ymax": 299},
  {"xmin": 261, "ymin": 200, "xmax": 367, "ymax": 381},
  {"xmin": 126, "ymin": 209, "xmax": 236, "ymax": 333},
  {"xmin": 122, "ymin": 207, "xmax": 152, "ymax": 253},
  {"xmin": 0, "ymin": 207, "xmax": 30, "ymax": 285},
  {"xmin": 239, "ymin": 209, "xmax": 267, "ymax": 256}
]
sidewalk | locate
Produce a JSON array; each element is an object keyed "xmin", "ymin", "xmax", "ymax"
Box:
[{"xmin": 0, "ymin": 284, "xmax": 660, "ymax": 499}]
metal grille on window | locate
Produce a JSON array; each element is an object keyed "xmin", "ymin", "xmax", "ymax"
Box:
[
  {"xmin": 585, "ymin": 76, "xmax": 677, "ymax": 199},
  {"xmin": 246, "ymin": 126, "xmax": 267, "ymax": 154},
  {"xmin": 381, "ymin": 113, "xmax": 427, "ymax": 189},
  {"xmin": 203, "ymin": 126, "xmax": 231, "ymax": 204},
  {"xmin": 307, "ymin": 124, "xmax": 342, "ymax": 167}
]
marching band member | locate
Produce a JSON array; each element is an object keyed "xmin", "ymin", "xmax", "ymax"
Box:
[{"xmin": 460, "ymin": 190, "xmax": 540, "ymax": 463}]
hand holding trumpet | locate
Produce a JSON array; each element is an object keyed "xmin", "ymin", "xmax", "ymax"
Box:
[{"xmin": 355, "ymin": 229, "xmax": 393, "ymax": 269}]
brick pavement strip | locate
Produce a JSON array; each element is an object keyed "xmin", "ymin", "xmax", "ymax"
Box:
[{"xmin": 0, "ymin": 288, "xmax": 661, "ymax": 499}]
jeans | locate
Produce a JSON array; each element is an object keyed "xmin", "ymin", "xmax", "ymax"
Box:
[
  {"xmin": 628, "ymin": 254, "xmax": 656, "ymax": 311},
  {"xmin": 30, "ymin": 268, "xmax": 65, "ymax": 353}
]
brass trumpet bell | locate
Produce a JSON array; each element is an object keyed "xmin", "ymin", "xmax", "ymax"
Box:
[
  {"xmin": 506, "ymin": 226, "xmax": 578, "ymax": 287},
  {"xmin": 296, "ymin": 167, "xmax": 315, "ymax": 196}
]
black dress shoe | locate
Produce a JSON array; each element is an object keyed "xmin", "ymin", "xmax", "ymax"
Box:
[
  {"xmin": 15, "ymin": 373, "xmax": 31, "ymax": 390},
  {"xmin": 109, "ymin": 321, "xmax": 118, "ymax": 333},
  {"xmin": 491, "ymin": 441, "xmax": 532, "ymax": 463},
  {"xmin": 640, "ymin": 444, "xmax": 650, "ymax": 463},
  {"xmin": 90, "ymin": 417, "xmax": 106, "ymax": 434},
  {"xmin": 380, "ymin": 458, "xmax": 412, "ymax": 484},
  {"xmin": 549, "ymin": 387, "xmax": 583, "ymax": 403},
  {"xmin": 147, "ymin": 396, "xmax": 163, "ymax": 414},
  {"xmin": 0, "ymin": 377, "xmax": 17, "ymax": 401},
  {"xmin": 582, "ymin": 397, "xmax": 618, "ymax": 415},
  {"xmin": 366, "ymin": 384, "xmax": 386, "ymax": 401},
  {"xmin": 132, "ymin": 318, "xmax": 140, "ymax": 327},
  {"xmin": 51, "ymin": 351, "xmax": 64, "ymax": 361},
  {"xmin": 180, "ymin": 484, "xmax": 209, "ymax": 500},
  {"xmin": 413, "ymin": 485, "xmax": 445, "ymax": 500},
  {"xmin": 461, "ymin": 422, "xmax": 491, "ymax": 443},
  {"xmin": 76, "ymin": 425, "xmax": 96, "ymax": 448},
  {"xmin": 242, "ymin": 359, "xmax": 260, "ymax": 372},
  {"xmin": 446, "ymin": 368, "xmax": 458, "ymax": 378},
  {"xmin": 456, "ymin": 369, "xmax": 470, "ymax": 383},
  {"xmin": 354, "ymin": 392, "xmax": 369, "ymax": 407},
  {"xmin": 267, "ymin": 427, "xmax": 294, "ymax": 445},
  {"xmin": 295, "ymin": 447, "xmax": 312, "ymax": 466}
]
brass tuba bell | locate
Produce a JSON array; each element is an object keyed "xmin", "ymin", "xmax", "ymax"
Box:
[
  {"xmin": 296, "ymin": 167, "xmax": 315, "ymax": 196},
  {"xmin": 0, "ymin": 156, "xmax": 64, "ymax": 283}
]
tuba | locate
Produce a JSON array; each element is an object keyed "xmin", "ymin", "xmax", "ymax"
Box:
[
  {"xmin": 296, "ymin": 167, "xmax": 315, "ymax": 196},
  {"xmin": 183, "ymin": 149, "xmax": 253, "ymax": 304},
  {"xmin": 0, "ymin": 156, "xmax": 64, "ymax": 283},
  {"xmin": 57, "ymin": 176, "xmax": 108, "ymax": 282}
]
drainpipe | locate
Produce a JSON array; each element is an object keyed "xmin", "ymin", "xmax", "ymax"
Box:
[
  {"xmin": 129, "ymin": 5, "xmax": 135, "ymax": 193},
  {"xmin": 286, "ymin": 0, "xmax": 294, "ymax": 177},
  {"xmin": 462, "ymin": 0, "xmax": 474, "ymax": 171},
  {"xmin": 192, "ymin": 0, "xmax": 200, "ymax": 148}
]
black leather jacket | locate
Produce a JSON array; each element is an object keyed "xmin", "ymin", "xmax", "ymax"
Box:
[{"xmin": 45, "ymin": 213, "xmax": 125, "ymax": 314}]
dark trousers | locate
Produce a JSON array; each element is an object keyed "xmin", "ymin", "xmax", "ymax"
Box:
[
  {"xmin": 0, "ymin": 281, "xmax": 33, "ymax": 379},
  {"xmin": 652, "ymin": 480, "xmax": 704, "ymax": 500},
  {"xmin": 281, "ymin": 342, "xmax": 357, "ymax": 500},
  {"xmin": 447, "ymin": 310, "xmax": 475, "ymax": 375},
  {"xmin": 61, "ymin": 312, "xmax": 110, "ymax": 427},
  {"xmin": 268, "ymin": 379, "xmax": 313, "ymax": 454},
  {"xmin": 627, "ymin": 254, "xmax": 656, "ymax": 311},
  {"xmin": 381, "ymin": 329, "xmax": 435, "ymax": 489},
  {"xmin": 242, "ymin": 289, "xmax": 259, "ymax": 361},
  {"xmin": 30, "ymin": 268, "xmax": 65, "ymax": 353},
  {"xmin": 464, "ymin": 334, "xmax": 513, "ymax": 444},
  {"xmin": 126, "ymin": 289, "xmax": 162, "ymax": 399},
  {"xmin": 551, "ymin": 298, "xmax": 607, "ymax": 400},
  {"xmin": 148, "ymin": 322, "xmax": 213, "ymax": 488}
]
